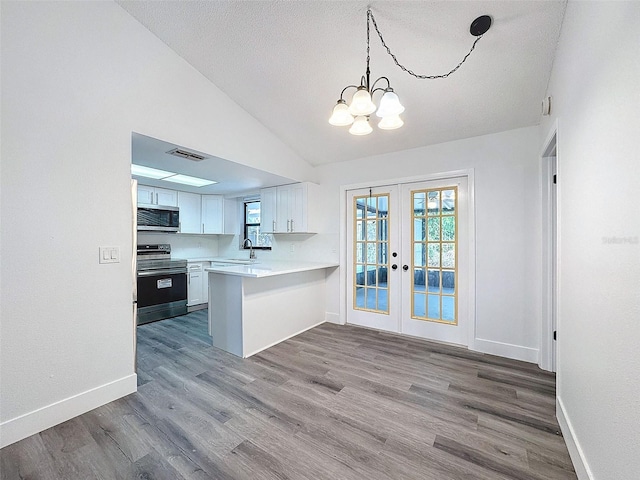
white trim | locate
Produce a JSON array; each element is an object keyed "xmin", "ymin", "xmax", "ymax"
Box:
[
  {"xmin": 539, "ymin": 119, "xmax": 560, "ymax": 372},
  {"xmin": 466, "ymin": 170, "xmax": 477, "ymax": 350},
  {"xmin": 0, "ymin": 374, "xmax": 137, "ymax": 448},
  {"xmin": 557, "ymin": 396, "xmax": 594, "ymax": 480},
  {"xmin": 325, "ymin": 312, "xmax": 341, "ymax": 324},
  {"xmin": 339, "ymin": 186, "xmax": 348, "ymax": 325},
  {"xmin": 339, "ymin": 169, "xmax": 476, "ymax": 347},
  {"xmin": 472, "ymin": 338, "xmax": 539, "ymax": 364}
]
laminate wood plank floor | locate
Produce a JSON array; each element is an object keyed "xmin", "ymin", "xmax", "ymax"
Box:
[{"xmin": 1, "ymin": 309, "xmax": 577, "ymax": 479}]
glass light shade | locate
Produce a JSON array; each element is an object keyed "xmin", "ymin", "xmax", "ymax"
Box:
[
  {"xmin": 328, "ymin": 101, "xmax": 354, "ymax": 126},
  {"xmin": 376, "ymin": 90, "xmax": 405, "ymax": 117},
  {"xmin": 349, "ymin": 116, "xmax": 373, "ymax": 135},
  {"xmin": 378, "ymin": 114, "xmax": 404, "ymax": 130},
  {"xmin": 348, "ymin": 88, "xmax": 377, "ymax": 116}
]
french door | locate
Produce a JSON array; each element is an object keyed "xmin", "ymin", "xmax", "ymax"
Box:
[{"xmin": 346, "ymin": 177, "xmax": 469, "ymax": 346}]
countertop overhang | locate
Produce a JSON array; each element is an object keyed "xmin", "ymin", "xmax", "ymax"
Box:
[{"xmin": 204, "ymin": 260, "xmax": 338, "ymax": 278}]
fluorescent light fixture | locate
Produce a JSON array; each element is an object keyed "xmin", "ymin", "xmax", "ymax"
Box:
[
  {"xmin": 131, "ymin": 164, "xmax": 217, "ymax": 187},
  {"xmin": 162, "ymin": 174, "xmax": 217, "ymax": 187},
  {"xmin": 131, "ymin": 164, "xmax": 175, "ymax": 179}
]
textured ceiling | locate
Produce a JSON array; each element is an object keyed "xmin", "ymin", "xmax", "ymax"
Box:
[{"xmin": 117, "ymin": 1, "xmax": 566, "ymax": 167}]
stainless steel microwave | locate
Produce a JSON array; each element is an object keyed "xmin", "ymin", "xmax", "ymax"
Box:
[{"xmin": 137, "ymin": 204, "xmax": 180, "ymax": 232}]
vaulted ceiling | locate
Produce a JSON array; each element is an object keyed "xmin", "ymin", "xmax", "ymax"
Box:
[{"xmin": 117, "ymin": 1, "xmax": 566, "ymax": 166}]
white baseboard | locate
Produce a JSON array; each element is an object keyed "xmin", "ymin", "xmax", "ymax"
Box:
[
  {"xmin": 325, "ymin": 312, "xmax": 341, "ymax": 324},
  {"xmin": 556, "ymin": 396, "xmax": 593, "ymax": 480},
  {"xmin": 0, "ymin": 374, "xmax": 137, "ymax": 448},
  {"xmin": 472, "ymin": 338, "xmax": 539, "ymax": 364}
]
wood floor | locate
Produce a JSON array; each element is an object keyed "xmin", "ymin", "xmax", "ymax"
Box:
[{"xmin": 1, "ymin": 310, "xmax": 576, "ymax": 479}]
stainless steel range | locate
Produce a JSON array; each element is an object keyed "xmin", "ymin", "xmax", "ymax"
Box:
[{"xmin": 136, "ymin": 244, "xmax": 187, "ymax": 325}]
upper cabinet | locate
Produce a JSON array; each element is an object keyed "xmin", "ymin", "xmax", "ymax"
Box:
[
  {"xmin": 260, "ymin": 187, "xmax": 278, "ymax": 233},
  {"xmin": 261, "ymin": 182, "xmax": 318, "ymax": 234},
  {"xmin": 137, "ymin": 184, "xmax": 178, "ymax": 207},
  {"xmin": 177, "ymin": 191, "xmax": 237, "ymax": 235},
  {"xmin": 202, "ymin": 195, "xmax": 223, "ymax": 234},
  {"xmin": 177, "ymin": 191, "xmax": 202, "ymax": 234}
]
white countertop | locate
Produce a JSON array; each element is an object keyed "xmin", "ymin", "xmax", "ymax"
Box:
[
  {"xmin": 204, "ymin": 260, "xmax": 338, "ymax": 278},
  {"xmin": 185, "ymin": 257, "xmax": 220, "ymax": 263}
]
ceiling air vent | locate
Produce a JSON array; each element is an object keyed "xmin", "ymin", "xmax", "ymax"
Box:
[{"xmin": 167, "ymin": 148, "xmax": 208, "ymax": 162}]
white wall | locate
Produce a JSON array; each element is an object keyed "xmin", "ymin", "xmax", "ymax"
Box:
[
  {"xmin": 137, "ymin": 232, "xmax": 219, "ymax": 260},
  {"xmin": 0, "ymin": 1, "xmax": 312, "ymax": 447},
  {"xmin": 315, "ymin": 126, "xmax": 542, "ymax": 362},
  {"xmin": 539, "ymin": 2, "xmax": 640, "ymax": 479}
]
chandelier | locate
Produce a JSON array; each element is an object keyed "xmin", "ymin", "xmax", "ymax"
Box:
[{"xmin": 329, "ymin": 9, "xmax": 492, "ymax": 135}]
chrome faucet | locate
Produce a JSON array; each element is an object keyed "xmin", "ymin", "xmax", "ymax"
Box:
[{"xmin": 242, "ymin": 238, "xmax": 256, "ymax": 260}]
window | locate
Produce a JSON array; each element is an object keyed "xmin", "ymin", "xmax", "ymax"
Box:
[{"xmin": 244, "ymin": 201, "xmax": 272, "ymax": 249}]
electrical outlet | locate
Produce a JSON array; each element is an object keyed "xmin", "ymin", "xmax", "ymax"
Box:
[{"xmin": 289, "ymin": 243, "xmax": 295, "ymax": 253}]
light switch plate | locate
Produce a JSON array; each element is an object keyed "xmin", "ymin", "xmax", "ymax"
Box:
[{"xmin": 99, "ymin": 246, "xmax": 120, "ymax": 264}]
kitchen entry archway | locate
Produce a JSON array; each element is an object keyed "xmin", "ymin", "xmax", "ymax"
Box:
[{"xmin": 345, "ymin": 175, "xmax": 472, "ymax": 347}]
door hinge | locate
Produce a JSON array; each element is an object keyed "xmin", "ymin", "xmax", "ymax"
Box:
[
  {"xmin": 553, "ymin": 330, "xmax": 557, "ymax": 340},
  {"xmin": 553, "ymin": 174, "xmax": 557, "ymax": 184}
]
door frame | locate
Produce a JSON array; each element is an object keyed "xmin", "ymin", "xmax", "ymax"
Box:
[
  {"xmin": 540, "ymin": 120, "xmax": 560, "ymax": 372},
  {"xmin": 339, "ymin": 169, "xmax": 476, "ymax": 347}
]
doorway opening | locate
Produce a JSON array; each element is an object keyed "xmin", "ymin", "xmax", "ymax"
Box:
[{"xmin": 541, "ymin": 125, "xmax": 558, "ymax": 372}]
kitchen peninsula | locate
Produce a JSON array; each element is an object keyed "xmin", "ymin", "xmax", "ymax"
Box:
[{"xmin": 205, "ymin": 261, "xmax": 338, "ymax": 358}]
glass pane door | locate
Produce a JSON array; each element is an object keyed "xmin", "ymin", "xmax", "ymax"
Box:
[
  {"xmin": 346, "ymin": 186, "xmax": 399, "ymax": 333},
  {"xmin": 401, "ymin": 178, "xmax": 467, "ymax": 346},
  {"xmin": 354, "ymin": 194, "xmax": 389, "ymax": 313},
  {"xmin": 411, "ymin": 187, "xmax": 457, "ymax": 323}
]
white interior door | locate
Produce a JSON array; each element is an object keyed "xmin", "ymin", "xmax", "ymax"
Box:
[
  {"xmin": 400, "ymin": 178, "xmax": 469, "ymax": 346},
  {"xmin": 346, "ymin": 177, "xmax": 469, "ymax": 347},
  {"xmin": 346, "ymin": 186, "xmax": 400, "ymax": 332}
]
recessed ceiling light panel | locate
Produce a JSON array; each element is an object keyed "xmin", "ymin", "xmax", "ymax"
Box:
[
  {"xmin": 131, "ymin": 164, "xmax": 175, "ymax": 179},
  {"xmin": 162, "ymin": 174, "xmax": 217, "ymax": 187},
  {"xmin": 132, "ymin": 164, "xmax": 217, "ymax": 187}
]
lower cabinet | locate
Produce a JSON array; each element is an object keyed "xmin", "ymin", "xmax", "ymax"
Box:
[{"xmin": 187, "ymin": 262, "xmax": 208, "ymax": 307}]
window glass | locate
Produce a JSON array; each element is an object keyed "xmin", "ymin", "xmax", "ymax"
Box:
[{"xmin": 244, "ymin": 201, "xmax": 272, "ymax": 249}]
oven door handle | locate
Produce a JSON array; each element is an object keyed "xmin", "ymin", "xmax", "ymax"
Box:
[{"xmin": 137, "ymin": 268, "xmax": 187, "ymax": 277}]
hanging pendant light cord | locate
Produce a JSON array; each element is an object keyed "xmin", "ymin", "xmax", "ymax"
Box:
[{"xmin": 368, "ymin": 8, "xmax": 484, "ymax": 80}]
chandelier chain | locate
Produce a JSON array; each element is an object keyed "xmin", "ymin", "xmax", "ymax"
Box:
[
  {"xmin": 368, "ymin": 9, "xmax": 483, "ymax": 80},
  {"xmin": 366, "ymin": 9, "xmax": 371, "ymax": 80}
]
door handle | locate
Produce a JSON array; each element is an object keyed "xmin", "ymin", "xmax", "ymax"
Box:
[
  {"xmin": 402, "ymin": 265, "xmax": 409, "ymax": 271},
  {"xmin": 391, "ymin": 264, "xmax": 398, "ymax": 270}
]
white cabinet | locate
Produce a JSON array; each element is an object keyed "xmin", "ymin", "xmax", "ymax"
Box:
[
  {"xmin": 177, "ymin": 191, "xmax": 201, "ymax": 234},
  {"xmin": 202, "ymin": 196, "xmax": 238, "ymax": 234},
  {"xmin": 156, "ymin": 188, "xmax": 178, "ymax": 207},
  {"xmin": 260, "ymin": 182, "xmax": 317, "ymax": 233},
  {"xmin": 260, "ymin": 187, "xmax": 277, "ymax": 233},
  {"xmin": 187, "ymin": 262, "xmax": 207, "ymax": 306},
  {"xmin": 137, "ymin": 184, "xmax": 178, "ymax": 206},
  {"xmin": 202, "ymin": 195, "xmax": 223, "ymax": 234},
  {"xmin": 223, "ymin": 198, "xmax": 239, "ymax": 235},
  {"xmin": 138, "ymin": 186, "xmax": 234, "ymax": 235}
]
